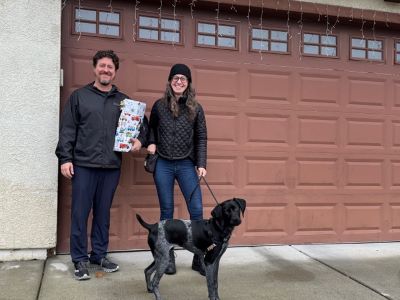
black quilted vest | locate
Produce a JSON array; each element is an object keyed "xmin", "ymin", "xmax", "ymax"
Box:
[{"xmin": 148, "ymin": 97, "xmax": 207, "ymax": 168}]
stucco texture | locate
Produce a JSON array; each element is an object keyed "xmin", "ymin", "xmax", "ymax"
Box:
[
  {"xmin": 0, "ymin": 1, "xmax": 60, "ymax": 249},
  {"xmin": 305, "ymin": 0, "xmax": 400, "ymax": 13}
]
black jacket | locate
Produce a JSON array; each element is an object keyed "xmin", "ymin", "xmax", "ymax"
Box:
[
  {"xmin": 56, "ymin": 83, "xmax": 148, "ymax": 169},
  {"xmin": 148, "ymin": 97, "xmax": 207, "ymax": 168}
]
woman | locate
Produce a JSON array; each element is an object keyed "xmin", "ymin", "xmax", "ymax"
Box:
[{"xmin": 147, "ymin": 63, "xmax": 207, "ymax": 275}]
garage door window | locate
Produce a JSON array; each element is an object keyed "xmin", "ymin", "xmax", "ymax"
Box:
[
  {"xmin": 395, "ymin": 41, "xmax": 400, "ymax": 64},
  {"xmin": 196, "ymin": 21, "xmax": 237, "ymax": 50},
  {"xmin": 302, "ymin": 33, "xmax": 338, "ymax": 57},
  {"xmin": 74, "ymin": 8, "xmax": 121, "ymax": 38},
  {"xmin": 138, "ymin": 15, "xmax": 181, "ymax": 44},
  {"xmin": 250, "ymin": 28, "xmax": 288, "ymax": 53},
  {"xmin": 351, "ymin": 37, "xmax": 383, "ymax": 61}
]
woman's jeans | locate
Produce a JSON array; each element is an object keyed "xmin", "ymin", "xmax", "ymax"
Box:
[{"xmin": 154, "ymin": 157, "xmax": 203, "ymax": 221}]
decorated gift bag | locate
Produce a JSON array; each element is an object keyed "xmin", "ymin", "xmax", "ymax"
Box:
[{"xmin": 114, "ymin": 99, "xmax": 146, "ymax": 152}]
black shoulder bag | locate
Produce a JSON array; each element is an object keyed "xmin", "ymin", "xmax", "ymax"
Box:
[{"xmin": 144, "ymin": 153, "xmax": 158, "ymax": 173}]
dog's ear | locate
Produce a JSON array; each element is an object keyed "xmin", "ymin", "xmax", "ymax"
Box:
[
  {"xmin": 234, "ymin": 198, "xmax": 246, "ymax": 216},
  {"xmin": 211, "ymin": 204, "xmax": 223, "ymax": 219}
]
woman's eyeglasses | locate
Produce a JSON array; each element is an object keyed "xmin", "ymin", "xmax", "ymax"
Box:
[{"xmin": 172, "ymin": 76, "xmax": 187, "ymax": 83}]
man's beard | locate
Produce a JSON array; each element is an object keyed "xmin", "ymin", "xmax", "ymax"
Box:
[{"xmin": 99, "ymin": 79, "xmax": 111, "ymax": 86}]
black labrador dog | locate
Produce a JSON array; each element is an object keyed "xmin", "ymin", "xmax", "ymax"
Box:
[{"xmin": 136, "ymin": 198, "xmax": 246, "ymax": 300}]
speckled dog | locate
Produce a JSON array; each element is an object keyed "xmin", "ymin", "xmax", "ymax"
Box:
[{"xmin": 136, "ymin": 198, "xmax": 246, "ymax": 300}]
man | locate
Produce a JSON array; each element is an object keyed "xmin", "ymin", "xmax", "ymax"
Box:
[{"xmin": 56, "ymin": 50, "xmax": 147, "ymax": 280}]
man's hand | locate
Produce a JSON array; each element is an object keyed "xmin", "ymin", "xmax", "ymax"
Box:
[
  {"xmin": 197, "ymin": 167, "xmax": 207, "ymax": 177},
  {"xmin": 147, "ymin": 144, "xmax": 156, "ymax": 155},
  {"xmin": 61, "ymin": 162, "xmax": 74, "ymax": 179},
  {"xmin": 130, "ymin": 138, "xmax": 142, "ymax": 152}
]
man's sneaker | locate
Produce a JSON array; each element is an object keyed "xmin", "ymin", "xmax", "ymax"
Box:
[
  {"xmin": 74, "ymin": 261, "xmax": 90, "ymax": 280},
  {"xmin": 92, "ymin": 257, "xmax": 119, "ymax": 273}
]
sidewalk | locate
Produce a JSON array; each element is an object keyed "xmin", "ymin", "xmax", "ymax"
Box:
[{"xmin": 1, "ymin": 243, "xmax": 400, "ymax": 300}]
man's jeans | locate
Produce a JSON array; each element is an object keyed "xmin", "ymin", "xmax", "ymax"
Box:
[{"xmin": 154, "ymin": 157, "xmax": 203, "ymax": 221}]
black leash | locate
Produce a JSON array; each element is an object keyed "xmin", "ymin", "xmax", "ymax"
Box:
[
  {"xmin": 188, "ymin": 176, "xmax": 223, "ymax": 253},
  {"xmin": 188, "ymin": 176, "xmax": 219, "ymax": 205}
]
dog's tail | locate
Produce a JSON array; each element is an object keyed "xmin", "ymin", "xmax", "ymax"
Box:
[{"xmin": 136, "ymin": 214, "xmax": 155, "ymax": 231}]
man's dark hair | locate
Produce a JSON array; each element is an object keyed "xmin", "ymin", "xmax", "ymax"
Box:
[{"xmin": 92, "ymin": 50, "xmax": 119, "ymax": 70}]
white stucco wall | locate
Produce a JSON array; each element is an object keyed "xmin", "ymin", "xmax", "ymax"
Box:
[{"xmin": 0, "ymin": 0, "xmax": 60, "ymax": 260}]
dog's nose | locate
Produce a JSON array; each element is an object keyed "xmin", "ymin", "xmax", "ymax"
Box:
[{"xmin": 231, "ymin": 218, "xmax": 241, "ymax": 225}]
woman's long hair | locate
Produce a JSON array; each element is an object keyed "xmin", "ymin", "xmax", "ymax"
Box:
[{"xmin": 162, "ymin": 82, "xmax": 198, "ymax": 120}]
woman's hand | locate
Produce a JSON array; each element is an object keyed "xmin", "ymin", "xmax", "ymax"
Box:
[
  {"xmin": 197, "ymin": 167, "xmax": 207, "ymax": 177},
  {"xmin": 147, "ymin": 144, "xmax": 157, "ymax": 154}
]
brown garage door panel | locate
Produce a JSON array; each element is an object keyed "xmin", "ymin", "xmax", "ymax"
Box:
[
  {"xmin": 58, "ymin": 1, "xmax": 400, "ymax": 252},
  {"xmin": 390, "ymin": 203, "xmax": 400, "ymax": 232}
]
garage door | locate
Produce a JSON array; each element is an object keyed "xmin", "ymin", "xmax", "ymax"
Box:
[{"xmin": 57, "ymin": 0, "xmax": 400, "ymax": 252}]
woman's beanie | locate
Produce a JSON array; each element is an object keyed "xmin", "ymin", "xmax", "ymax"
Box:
[{"xmin": 168, "ymin": 63, "xmax": 192, "ymax": 83}]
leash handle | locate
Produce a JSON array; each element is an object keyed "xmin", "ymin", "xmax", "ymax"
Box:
[{"xmin": 188, "ymin": 175, "xmax": 219, "ymax": 205}]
